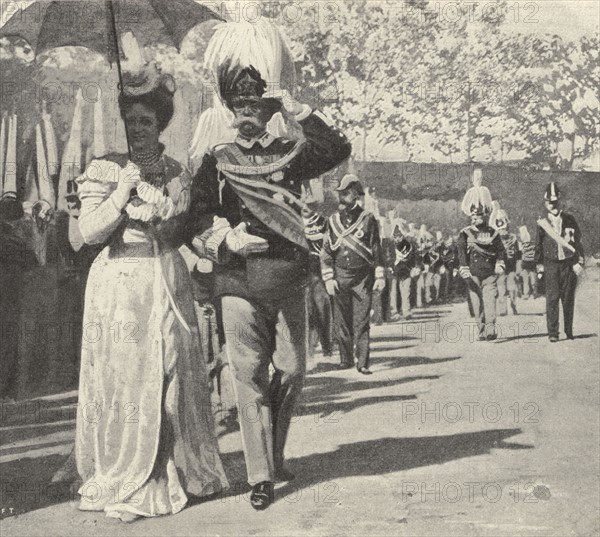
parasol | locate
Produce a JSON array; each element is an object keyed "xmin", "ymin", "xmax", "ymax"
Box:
[{"xmin": 0, "ymin": 0, "xmax": 224, "ymax": 154}]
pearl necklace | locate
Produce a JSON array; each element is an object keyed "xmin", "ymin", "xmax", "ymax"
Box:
[{"xmin": 131, "ymin": 147, "xmax": 162, "ymax": 168}]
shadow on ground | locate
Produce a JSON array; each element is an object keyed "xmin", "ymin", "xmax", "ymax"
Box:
[{"xmin": 277, "ymin": 428, "xmax": 532, "ymax": 501}]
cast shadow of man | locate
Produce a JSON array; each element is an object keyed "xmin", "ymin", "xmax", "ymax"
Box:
[{"xmin": 276, "ymin": 428, "xmax": 531, "ymax": 500}]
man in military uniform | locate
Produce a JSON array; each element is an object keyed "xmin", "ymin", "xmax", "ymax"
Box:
[
  {"xmin": 303, "ymin": 206, "xmax": 334, "ymax": 356},
  {"xmin": 493, "ymin": 206, "xmax": 519, "ymax": 316},
  {"xmin": 187, "ymin": 65, "xmax": 351, "ymax": 509},
  {"xmin": 534, "ymin": 183, "xmax": 584, "ymax": 342},
  {"xmin": 389, "ymin": 224, "xmax": 418, "ymax": 321},
  {"xmin": 457, "ymin": 203, "xmax": 507, "ymax": 341},
  {"xmin": 321, "ymin": 175, "xmax": 385, "ymax": 375}
]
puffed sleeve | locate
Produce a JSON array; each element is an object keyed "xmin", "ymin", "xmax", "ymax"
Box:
[
  {"xmin": 76, "ymin": 160, "xmax": 125, "ymax": 245},
  {"xmin": 134, "ymin": 168, "xmax": 191, "ymax": 221}
]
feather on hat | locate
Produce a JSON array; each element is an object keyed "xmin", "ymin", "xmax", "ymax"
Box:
[{"xmin": 461, "ymin": 169, "xmax": 493, "ymax": 216}]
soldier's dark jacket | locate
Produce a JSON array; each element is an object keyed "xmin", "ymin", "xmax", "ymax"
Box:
[
  {"xmin": 186, "ymin": 110, "xmax": 351, "ymax": 300},
  {"xmin": 457, "ymin": 224, "xmax": 507, "ymax": 280},
  {"xmin": 321, "ymin": 203, "xmax": 384, "ymax": 288},
  {"xmin": 500, "ymin": 232, "xmax": 519, "ymax": 273},
  {"xmin": 440, "ymin": 243, "xmax": 458, "ymax": 271},
  {"xmin": 534, "ymin": 211, "xmax": 584, "ymax": 265},
  {"xmin": 390, "ymin": 238, "xmax": 417, "ymax": 280}
]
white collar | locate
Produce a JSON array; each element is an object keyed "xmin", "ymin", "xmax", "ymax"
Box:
[
  {"xmin": 235, "ymin": 131, "xmax": 276, "ymax": 149},
  {"xmin": 548, "ymin": 210, "xmax": 562, "ymax": 220}
]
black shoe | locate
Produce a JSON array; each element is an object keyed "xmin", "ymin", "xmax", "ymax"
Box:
[
  {"xmin": 274, "ymin": 467, "xmax": 295, "ymax": 483},
  {"xmin": 250, "ymin": 482, "xmax": 274, "ymax": 510},
  {"xmin": 358, "ymin": 367, "xmax": 373, "ymax": 375},
  {"xmin": 338, "ymin": 362, "xmax": 353, "ymax": 370},
  {"xmin": 549, "ymin": 336, "xmax": 559, "ymax": 343},
  {"xmin": 486, "ymin": 334, "xmax": 498, "ymax": 341},
  {"xmin": 565, "ymin": 334, "xmax": 575, "ymax": 340}
]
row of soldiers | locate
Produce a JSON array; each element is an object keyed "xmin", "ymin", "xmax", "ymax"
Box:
[{"xmin": 307, "ymin": 169, "xmax": 584, "ymax": 377}]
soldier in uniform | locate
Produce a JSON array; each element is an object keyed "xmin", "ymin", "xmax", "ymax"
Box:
[
  {"xmin": 457, "ymin": 169, "xmax": 507, "ymax": 340},
  {"xmin": 518, "ymin": 225, "xmax": 538, "ymax": 299},
  {"xmin": 534, "ymin": 183, "xmax": 584, "ymax": 342},
  {"xmin": 303, "ymin": 206, "xmax": 334, "ymax": 356},
  {"xmin": 187, "ymin": 64, "xmax": 351, "ymax": 509},
  {"xmin": 389, "ymin": 224, "xmax": 418, "ymax": 321},
  {"xmin": 321, "ymin": 175, "xmax": 385, "ymax": 375},
  {"xmin": 439, "ymin": 235, "xmax": 457, "ymax": 301},
  {"xmin": 415, "ymin": 225, "xmax": 436, "ymax": 307},
  {"xmin": 491, "ymin": 203, "xmax": 519, "ymax": 316}
]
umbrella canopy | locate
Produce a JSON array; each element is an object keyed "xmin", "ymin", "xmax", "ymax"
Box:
[{"xmin": 0, "ymin": 0, "xmax": 223, "ymax": 63}]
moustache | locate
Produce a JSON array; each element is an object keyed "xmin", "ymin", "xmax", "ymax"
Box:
[{"xmin": 232, "ymin": 116, "xmax": 264, "ymax": 129}]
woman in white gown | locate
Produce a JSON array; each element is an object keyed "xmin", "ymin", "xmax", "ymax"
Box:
[{"xmin": 74, "ymin": 65, "xmax": 228, "ymax": 522}]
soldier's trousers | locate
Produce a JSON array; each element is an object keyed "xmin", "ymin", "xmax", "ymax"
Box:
[
  {"xmin": 466, "ymin": 275, "xmax": 498, "ymax": 337},
  {"xmin": 390, "ymin": 276, "xmax": 412, "ymax": 317},
  {"xmin": 544, "ymin": 260, "xmax": 577, "ymax": 338},
  {"xmin": 497, "ymin": 271, "xmax": 518, "ymax": 315},
  {"xmin": 221, "ymin": 291, "xmax": 308, "ymax": 486},
  {"xmin": 309, "ymin": 275, "xmax": 333, "ymax": 355},
  {"xmin": 416, "ymin": 272, "xmax": 434, "ymax": 307},
  {"xmin": 521, "ymin": 269, "xmax": 537, "ymax": 298},
  {"xmin": 333, "ymin": 274, "xmax": 373, "ymax": 369}
]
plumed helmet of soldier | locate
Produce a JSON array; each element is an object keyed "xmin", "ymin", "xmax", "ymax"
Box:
[
  {"xmin": 218, "ymin": 61, "xmax": 282, "ymax": 115},
  {"xmin": 490, "ymin": 201, "xmax": 509, "ymax": 230},
  {"xmin": 544, "ymin": 182, "xmax": 560, "ymax": 202},
  {"xmin": 461, "ymin": 166, "xmax": 493, "ymax": 216},
  {"xmin": 336, "ymin": 174, "xmax": 364, "ymax": 195}
]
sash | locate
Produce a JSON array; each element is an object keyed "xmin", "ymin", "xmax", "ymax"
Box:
[
  {"xmin": 537, "ymin": 217, "xmax": 576, "ymax": 254},
  {"xmin": 214, "ymin": 143, "xmax": 309, "ymax": 250},
  {"xmin": 329, "ymin": 212, "xmax": 374, "ymax": 264},
  {"xmin": 464, "ymin": 227, "xmax": 499, "ymax": 259}
]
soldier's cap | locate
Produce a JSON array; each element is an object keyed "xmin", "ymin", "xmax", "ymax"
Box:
[
  {"xmin": 544, "ymin": 182, "xmax": 560, "ymax": 202},
  {"xmin": 336, "ymin": 174, "xmax": 364, "ymax": 195},
  {"xmin": 219, "ymin": 61, "xmax": 282, "ymax": 115}
]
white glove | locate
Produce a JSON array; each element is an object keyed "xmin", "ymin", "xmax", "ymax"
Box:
[
  {"xmin": 573, "ymin": 263, "xmax": 584, "ymax": 276},
  {"xmin": 459, "ymin": 266, "xmax": 472, "ymax": 279},
  {"xmin": 536, "ymin": 264, "xmax": 544, "ymax": 274},
  {"xmin": 495, "ymin": 263, "xmax": 505, "ymax": 275},
  {"xmin": 325, "ymin": 279, "xmax": 339, "ymax": 296},
  {"xmin": 423, "ymin": 264, "xmax": 430, "ymax": 273},
  {"xmin": 373, "ymin": 278, "xmax": 386, "ymax": 292},
  {"xmin": 112, "ymin": 161, "xmax": 141, "ymax": 209},
  {"xmin": 439, "ymin": 265, "xmax": 447, "ymax": 275},
  {"xmin": 225, "ymin": 223, "xmax": 269, "ymax": 256},
  {"xmin": 410, "ymin": 267, "xmax": 421, "ymax": 278},
  {"xmin": 453, "ymin": 268, "xmax": 458, "ymax": 277}
]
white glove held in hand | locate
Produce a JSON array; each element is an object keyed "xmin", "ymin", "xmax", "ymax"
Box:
[
  {"xmin": 573, "ymin": 263, "xmax": 584, "ymax": 276},
  {"xmin": 112, "ymin": 161, "xmax": 141, "ymax": 209},
  {"xmin": 459, "ymin": 266, "xmax": 472, "ymax": 279},
  {"xmin": 225, "ymin": 223, "xmax": 269, "ymax": 256},
  {"xmin": 373, "ymin": 278, "xmax": 386, "ymax": 292},
  {"xmin": 325, "ymin": 280, "xmax": 339, "ymax": 296}
]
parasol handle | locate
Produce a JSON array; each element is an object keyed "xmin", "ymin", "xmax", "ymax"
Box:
[{"xmin": 106, "ymin": 0, "xmax": 132, "ymax": 159}]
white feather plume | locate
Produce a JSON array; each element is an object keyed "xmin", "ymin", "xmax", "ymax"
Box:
[
  {"xmin": 204, "ymin": 19, "xmax": 296, "ymax": 98},
  {"xmin": 461, "ymin": 172, "xmax": 494, "ymax": 216}
]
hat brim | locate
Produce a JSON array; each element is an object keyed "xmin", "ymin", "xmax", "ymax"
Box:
[{"xmin": 336, "ymin": 184, "xmax": 365, "ymax": 195}]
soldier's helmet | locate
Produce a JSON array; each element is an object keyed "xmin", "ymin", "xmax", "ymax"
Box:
[
  {"xmin": 218, "ymin": 61, "xmax": 282, "ymax": 116},
  {"xmin": 544, "ymin": 182, "xmax": 560, "ymax": 202}
]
